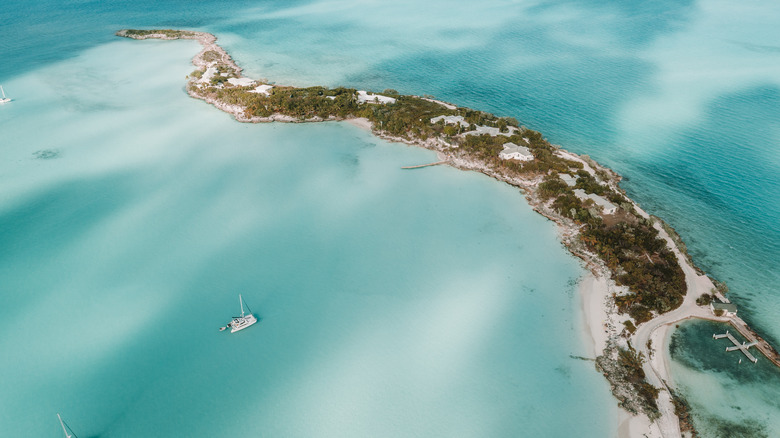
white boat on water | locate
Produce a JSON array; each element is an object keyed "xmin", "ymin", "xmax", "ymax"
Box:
[
  {"xmin": 220, "ymin": 294, "xmax": 257, "ymax": 333},
  {"xmin": 0, "ymin": 85, "xmax": 11, "ymax": 104},
  {"xmin": 57, "ymin": 413, "xmax": 78, "ymax": 438}
]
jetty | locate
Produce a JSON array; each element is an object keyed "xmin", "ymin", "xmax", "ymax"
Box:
[
  {"xmin": 713, "ymin": 330, "xmax": 758, "ymax": 363},
  {"xmin": 401, "ymin": 160, "xmax": 448, "ymax": 169},
  {"xmin": 727, "ymin": 317, "xmax": 780, "ymax": 367}
]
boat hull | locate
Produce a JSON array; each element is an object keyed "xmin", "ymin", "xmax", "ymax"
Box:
[{"xmin": 230, "ymin": 314, "xmax": 257, "ymax": 333}]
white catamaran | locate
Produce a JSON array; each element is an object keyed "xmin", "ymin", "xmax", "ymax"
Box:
[
  {"xmin": 220, "ymin": 294, "xmax": 257, "ymax": 333},
  {"xmin": 0, "ymin": 85, "xmax": 11, "ymax": 104},
  {"xmin": 57, "ymin": 413, "xmax": 78, "ymax": 438}
]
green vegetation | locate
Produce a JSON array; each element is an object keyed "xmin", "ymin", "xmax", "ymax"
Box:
[
  {"xmin": 209, "ymin": 85, "xmax": 361, "ymax": 119},
  {"xmin": 539, "ymin": 177, "xmax": 685, "ymax": 320},
  {"xmin": 574, "ymin": 170, "xmax": 607, "ymax": 196},
  {"xmin": 122, "ymin": 29, "xmax": 197, "ymax": 38},
  {"xmin": 713, "ymin": 279, "xmax": 729, "ymax": 295},
  {"xmin": 202, "ymin": 50, "xmax": 221, "ymax": 63},
  {"xmin": 696, "ymin": 293, "xmax": 714, "ymax": 306},
  {"xmin": 670, "ymin": 390, "xmax": 699, "ymax": 437},
  {"xmin": 586, "ymin": 222, "xmax": 685, "ymax": 323},
  {"xmin": 617, "ymin": 347, "xmax": 660, "ymax": 418},
  {"xmin": 538, "ymin": 174, "xmax": 571, "ymax": 199}
]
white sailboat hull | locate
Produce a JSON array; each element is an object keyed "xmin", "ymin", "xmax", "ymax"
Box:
[{"xmin": 230, "ymin": 314, "xmax": 257, "ymax": 333}]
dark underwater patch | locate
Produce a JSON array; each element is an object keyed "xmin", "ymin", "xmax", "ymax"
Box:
[{"xmin": 33, "ymin": 149, "xmax": 60, "ymax": 159}]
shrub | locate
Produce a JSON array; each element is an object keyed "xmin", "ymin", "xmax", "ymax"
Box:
[{"xmin": 696, "ymin": 294, "xmax": 713, "ymax": 306}]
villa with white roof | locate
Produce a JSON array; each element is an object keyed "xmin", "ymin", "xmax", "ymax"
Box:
[
  {"xmin": 430, "ymin": 115, "xmax": 469, "ymax": 128},
  {"xmin": 499, "ymin": 142, "xmax": 534, "ymax": 161},
  {"xmin": 573, "ymin": 189, "xmax": 618, "ymax": 215},
  {"xmin": 357, "ymin": 90, "xmax": 396, "ymax": 104},
  {"xmin": 559, "ymin": 173, "xmax": 577, "ymax": 187},
  {"xmin": 711, "ymin": 302, "xmax": 738, "ymax": 317}
]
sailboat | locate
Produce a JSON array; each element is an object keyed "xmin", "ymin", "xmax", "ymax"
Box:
[
  {"xmin": 0, "ymin": 85, "xmax": 11, "ymax": 104},
  {"xmin": 220, "ymin": 294, "xmax": 257, "ymax": 333},
  {"xmin": 57, "ymin": 413, "xmax": 78, "ymax": 438}
]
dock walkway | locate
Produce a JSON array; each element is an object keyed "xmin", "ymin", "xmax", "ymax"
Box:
[
  {"xmin": 726, "ymin": 317, "xmax": 780, "ymax": 367},
  {"xmin": 713, "ymin": 330, "xmax": 759, "ymax": 363},
  {"xmin": 401, "ymin": 160, "xmax": 448, "ymax": 169}
]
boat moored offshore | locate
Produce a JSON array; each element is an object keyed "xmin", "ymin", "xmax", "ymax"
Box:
[
  {"xmin": 220, "ymin": 294, "xmax": 257, "ymax": 333},
  {"xmin": 0, "ymin": 85, "xmax": 11, "ymax": 104}
]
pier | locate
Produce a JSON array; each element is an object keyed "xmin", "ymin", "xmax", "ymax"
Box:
[
  {"xmin": 726, "ymin": 317, "xmax": 780, "ymax": 368},
  {"xmin": 401, "ymin": 160, "xmax": 448, "ymax": 169},
  {"xmin": 713, "ymin": 330, "xmax": 759, "ymax": 363}
]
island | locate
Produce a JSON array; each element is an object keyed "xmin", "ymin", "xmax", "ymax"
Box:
[{"xmin": 117, "ymin": 28, "xmax": 780, "ymax": 437}]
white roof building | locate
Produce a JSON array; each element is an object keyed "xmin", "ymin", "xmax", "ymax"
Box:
[
  {"xmin": 227, "ymin": 77, "xmax": 256, "ymax": 87},
  {"xmin": 711, "ymin": 302, "xmax": 738, "ymax": 317},
  {"xmin": 357, "ymin": 90, "xmax": 396, "ymax": 104},
  {"xmin": 470, "ymin": 125, "xmax": 501, "ymax": 136},
  {"xmin": 464, "ymin": 125, "xmax": 520, "ymax": 137},
  {"xmin": 249, "ymin": 84, "xmax": 274, "ymax": 96},
  {"xmin": 573, "ymin": 189, "xmax": 618, "ymax": 215},
  {"xmin": 559, "ymin": 174, "xmax": 577, "ymax": 187},
  {"xmin": 430, "ymin": 115, "xmax": 469, "ymax": 127},
  {"xmin": 199, "ymin": 66, "xmax": 218, "ymax": 85},
  {"xmin": 499, "ymin": 143, "xmax": 534, "ymax": 161}
]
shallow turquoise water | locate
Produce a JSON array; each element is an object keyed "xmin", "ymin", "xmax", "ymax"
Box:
[
  {"xmin": 0, "ymin": 38, "xmax": 616, "ymax": 437},
  {"xmin": 2, "ymin": 0, "xmax": 780, "ymax": 436},
  {"xmin": 669, "ymin": 320, "xmax": 780, "ymax": 437}
]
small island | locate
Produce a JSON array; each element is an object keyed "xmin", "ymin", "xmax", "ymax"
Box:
[{"xmin": 117, "ymin": 28, "xmax": 780, "ymax": 437}]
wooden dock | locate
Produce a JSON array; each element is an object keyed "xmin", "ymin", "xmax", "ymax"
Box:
[
  {"xmin": 713, "ymin": 330, "xmax": 758, "ymax": 363},
  {"xmin": 401, "ymin": 160, "xmax": 448, "ymax": 169},
  {"xmin": 726, "ymin": 317, "xmax": 780, "ymax": 368}
]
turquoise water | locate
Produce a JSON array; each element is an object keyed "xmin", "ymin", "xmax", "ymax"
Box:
[
  {"xmin": 669, "ymin": 320, "xmax": 780, "ymax": 437},
  {"xmin": 2, "ymin": 0, "xmax": 780, "ymax": 436},
  {"xmin": 0, "ymin": 35, "xmax": 616, "ymax": 437}
]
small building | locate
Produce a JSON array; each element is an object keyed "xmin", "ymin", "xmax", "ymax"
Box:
[
  {"xmin": 357, "ymin": 90, "xmax": 396, "ymax": 104},
  {"xmin": 227, "ymin": 77, "xmax": 256, "ymax": 87},
  {"xmin": 430, "ymin": 115, "xmax": 469, "ymax": 128},
  {"xmin": 573, "ymin": 189, "xmax": 618, "ymax": 215},
  {"xmin": 590, "ymin": 196, "xmax": 618, "ymax": 215},
  {"xmin": 711, "ymin": 302, "xmax": 738, "ymax": 317},
  {"xmin": 559, "ymin": 174, "xmax": 577, "ymax": 187},
  {"xmin": 465, "ymin": 125, "xmax": 500, "ymax": 136},
  {"xmin": 464, "ymin": 124, "xmax": 519, "ymax": 137},
  {"xmin": 499, "ymin": 142, "xmax": 534, "ymax": 161},
  {"xmin": 249, "ymin": 84, "xmax": 274, "ymax": 96}
]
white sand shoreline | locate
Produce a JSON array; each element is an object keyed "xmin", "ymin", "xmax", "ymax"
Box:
[{"xmin": 578, "ymin": 273, "xmax": 664, "ymax": 438}]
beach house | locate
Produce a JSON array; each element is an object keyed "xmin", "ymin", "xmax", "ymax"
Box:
[
  {"xmin": 357, "ymin": 90, "xmax": 396, "ymax": 104},
  {"xmin": 559, "ymin": 173, "xmax": 577, "ymax": 187},
  {"xmin": 430, "ymin": 115, "xmax": 469, "ymax": 128},
  {"xmin": 573, "ymin": 189, "xmax": 618, "ymax": 215},
  {"xmin": 711, "ymin": 302, "xmax": 738, "ymax": 317},
  {"xmin": 499, "ymin": 142, "xmax": 534, "ymax": 161}
]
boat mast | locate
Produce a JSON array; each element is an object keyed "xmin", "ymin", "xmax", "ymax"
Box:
[
  {"xmin": 57, "ymin": 413, "xmax": 72, "ymax": 438},
  {"xmin": 1, "ymin": 86, "xmax": 5, "ymax": 99},
  {"xmin": 239, "ymin": 294, "xmax": 245, "ymax": 317}
]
